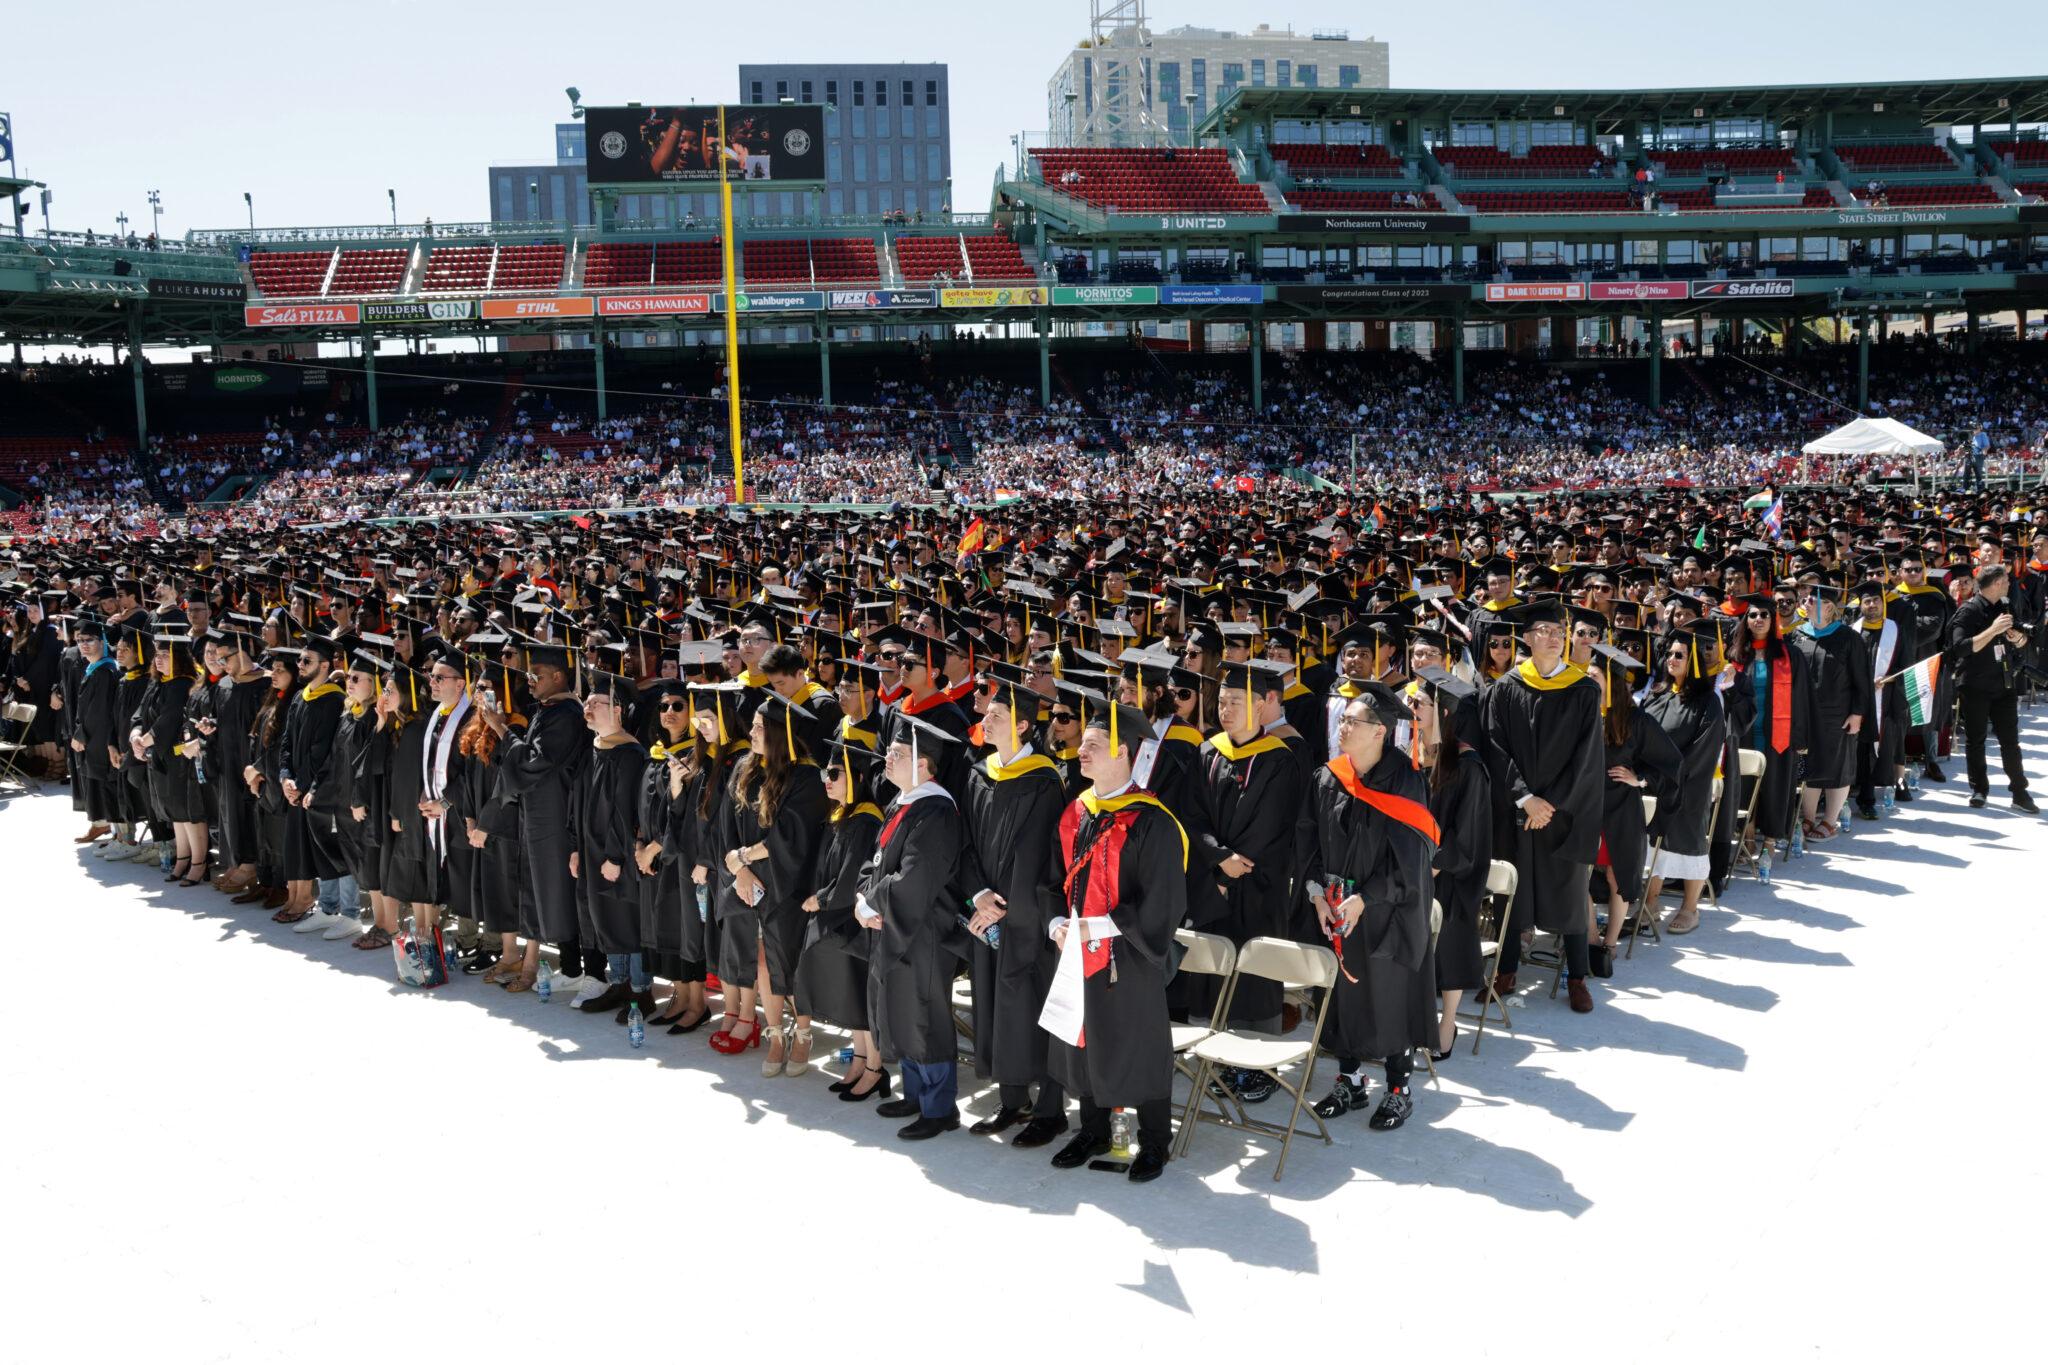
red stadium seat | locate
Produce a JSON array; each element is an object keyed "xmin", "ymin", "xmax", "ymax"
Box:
[
  {"xmin": 1650, "ymin": 148, "xmax": 1798, "ymax": 177},
  {"xmin": 1028, "ymin": 147, "xmax": 1270, "ymax": 215},
  {"xmin": 1269, "ymin": 142, "xmax": 1404, "ymax": 175},
  {"xmin": 1834, "ymin": 142, "xmax": 1956, "ymax": 173},
  {"xmin": 420, "ymin": 246, "xmax": 493, "ymax": 293},
  {"xmin": 1851, "ymin": 181, "xmax": 1999, "ymax": 206},
  {"xmin": 1988, "ymin": 140, "xmax": 2048, "ymax": 169}
]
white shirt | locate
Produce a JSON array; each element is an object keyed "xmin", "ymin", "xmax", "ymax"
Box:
[{"xmin": 1047, "ymin": 777, "xmax": 1134, "ymax": 943}]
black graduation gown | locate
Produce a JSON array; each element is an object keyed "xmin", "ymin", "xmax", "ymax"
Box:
[
  {"xmin": 116, "ymin": 669, "xmax": 155, "ymax": 831},
  {"xmin": 1857, "ymin": 619, "xmax": 1907, "ymax": 779},
  {"xmin": 1596, "ymin": 710, "xmax": 1681, "ymax": 901},
  {"xmin": 1481, "ymin": 665, "xmax": 1604, "ymax": 935},
  {"xmin": 73, "ymin": 661, "xmax": 122, "ymax": 823},
  {"xmin": 253, "ymin": 702, "xmax": 291, "ymax": 878},
  {"xmin": 335, "ymin": 706, "xmax": 383, "ymax": 890},
  {"xmin": 9, "ymin": 627, "xmax": 59, "ymax": 743},
  {"xmin": 882, "ymin": 694, "xmax": 972, "ymax": 803},
  {"xmin": 1192, "ymin": 734, "xmax": 1307, "ymax": 1024},
  {"xmin": 179, "ymin": 676, "xmax": 220, "ymax": 828},
  {"xmin": 1889, "ymin": 585, "xmax": 1955, "ymax": 746},
  {"xmin": 712, "ymin": 763, "xmax": 828, "ymax": 993},
  {"xmin": 1789, "ymin": 624, "xmax": 1874, "ymax": 790},
  {"xmin": 59, "ymin": 644, "xmax": 85, "ymax": 812},
  {"xmin": 1297, "ymin": 754, "xmax": 1438, "ymax": 1061},
  {"xmin": 380, "ymin": 719, "xmax": 439, "ymax": 904},
  {"xmin": 1641, "ymin": 687, "xmax": 1730, "ymax": 859},
  {"xmin": 446, "ymin": 720, "xmax": 529, "ymax": 937},
  {"xmin": 1045, "ymin": 794, "xmax": 1187, "ymax": 1107},
  {"xmin": 573, "ymin": 739, "xmax": 648, "ymax": 955},
  {"xmin": 1429, "ymin": 752, "xmax": 1493, "ymax": 994},
  {"xmin": 139, "ymin": 676, "xmax": 203, "ymax": 822},
  {"xmin": 1725, "ymin": 644, "xmax": 1814, "ymax": 841},
  {"xmin": 634, "ymin": 746, "xmax": 692, "ymax": 974},
  {"xmin": 279, "ymin": 685, "xmax": 345, "ymax": 880},
  {"xmin": 678, "ymin": 748, "xmax": 736, "ymax": 974},
  {"xmin": 859, "ymin": 794, "xmax": 968, "ymax": 1067},
  {"xmin": 960, "ymin": 754, "xmax": 1065, "ymax": 1086},
  {"xmin": 213, "ymin": 678, "xmax": 268, "ymax": 870},
  {"xmin": 794, "ymin": 805, "xmax": 882, "ymax": 1028},
  {"xmin": 500, "ymin": 696, "xmax": 590, "ymax": 942}
]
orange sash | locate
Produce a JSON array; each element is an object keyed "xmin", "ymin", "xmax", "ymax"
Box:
[{"xmin": 1327, "ymin": 755, "xmax": 1440, "ymax": 847}]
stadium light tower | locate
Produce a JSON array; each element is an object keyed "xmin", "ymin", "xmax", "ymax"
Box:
[
  {"xmin": 115, "ymin": 211, "xmax": 129, "ymax": 241},
  {"xmin": 388, "ymin": 188, "xmax": 397, "ymax": 226},
  {"xmin": 566, "ymin": 87, "xmax": 584, "ymax": 120},
  {"xmin": 147, "ymin": 189, "xmax": 161, "ymax": 241},
  {"xmin": 243, "ymin": 191, "xmax": 253, "ymax": 230}
]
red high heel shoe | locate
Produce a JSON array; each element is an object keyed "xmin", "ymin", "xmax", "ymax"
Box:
[{"xmin": 708, "ymin": 1015, "xmax": 761, "ymax": 1054}]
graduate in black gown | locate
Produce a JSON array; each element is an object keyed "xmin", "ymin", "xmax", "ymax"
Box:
[
  {"xmin": 958, "ymin": 677, "xmax": 1068, "ymax": 1145},
  {"xmin": 208, "ymin": 630, "xmax": 271, "ymax": 898},
  {"xmin": 495, "ymin": 643, "xmax": 602, "ymax": 991},
  {"xmin": 1725, "ymin": 592, "xmax": 1814, "ymax": 868},
  {"xmin": 277, "ymin": 635, "xmax": 347, "ymax": 926},
  {"xmin": 453, "ymin": 640, "xmax": 536, "ymax": 984},
  {"xmin": 857, "ymin": 713, "xmax": 970, "ymax": 1141},
  {"xmin": 1852, "ymin": 580, "xmax": 1907, "ymax": 820},
  {"xmin": 1887, "ymin": 551, "xmax": 1954, "ymax": 782},
  {"xmin": 68, "ymin": 622, "xmax": 123, "ymax": 833},
  {"xmin": 1586, "ymin": 644, "xmax": 1678, "ymax": 970},
  {"xmin": 1408, "ymin": 667, "xmax": 1492, "ymax": 1057},
  {"xmin": 1480, "ymin": 599, "xmax": 1605, "ymax": 1013},
  {"xmin": 134, "ymin": 636, "xmax": 204, "ymax": 883},
  {"xmin": 1042, "ymin": 696, "xmax": 1188, "ymax": 1183},
  {"xmin": 375, "ymin": 661, "xmax": 440, "ymax": 920},
  {"xmin": 1641, "ymin": 624, "xmax": 1731, "ymax": 937},
  {"xmin": 632, "ymin": 677, "xmax": 705, "ymax": 1029},
  {"xmin": 796, "ymin": 741, "xmax": 887, "ymax": 1100},
  {"xmin": 1790, "ymin": 584, "xmax": 1874, "ymax": 841},
  {"xmin": 109, "ymin": 629, "xmax": 160, "ymax": 863},
  {"xmin": 1300, "ymin": 682, "xmax": 1439, "ymax": 1130},
  {"xmin": 335, "ymin": 653, "xmax": 393, "ymax": 947},
  {"xmin": 243, "ymin": 652, "xmax": 299, "ymax": 910},
  {"xmin": 572, "ymin": 670, "xmax": 655, "ymax": 1021}
]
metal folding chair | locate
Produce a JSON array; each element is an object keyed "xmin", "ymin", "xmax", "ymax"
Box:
[
  {"xmin": 0, "ymin": 701, "xmax": 40, "ymax": 796},
  {"xmin": 1624, "ymin": 793, "xmax": 1664, "ymax": 959},
  {"xmin": 1730, "ymin": 749, "xmax": 1768, "ymax": 879},
  {"xmin": 1458, "ymin": 860, "xmax": 1517, "ymax": 1052},
  {"xmin": 1170, "ymin": 928, "xmax": 1246, "ymax": 1131},
  {"xmin": 1173, "ymin": 937, "xmax": 1338, "ymax": 1180}
]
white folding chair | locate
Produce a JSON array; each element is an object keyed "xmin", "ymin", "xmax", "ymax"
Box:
[
  {"xmin": 0, "ymin": 701, "xmax": 40, "ymax": 795},
  {"xmin": 1624, "ymin": 793, "xmax": 1663, "ymax": 959},
  {"xmin": 1170, "ymin": 928, "xmax": 1246, "ymax": 1131},
  {"xmin": 1730, "ymin": 748, "xmax": 1768, "ymax": 879},
  {"xmin": 1458, "ymin": 860, "xmax": 1517, "ymax": 1052},
  {"xmin": 1173, "ymin": 937, "xmax": 1338, "ymax": 1180}
]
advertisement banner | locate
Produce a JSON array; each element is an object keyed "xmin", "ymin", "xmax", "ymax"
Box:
[
  {"xmin": 1484, "ymin": 282, "xmax": 1587, "ymax": 303},
  {"xmin": 1052, "ymin": 284, "xmax": 1159, "ymax": 306},
  {"xmin": 1689, "ymin": 279, "xmax": 1795, "ymax": 299},
  {"xmin": 1276, "ymin": 212, "xmax": 1472, "ymax": 235},
  {"xmin": 713, "ymin": 290, "xmax": 823, "ymax": 313},
  {"xmin": 244, "ymin": 303, "xmax": 360, "ymax": 327},
  {"xmin": 480, "ymin": 296, "xmax": 595, "ymax": 320},
  {"xmin": 148, "ymin": 278, "xmax": 247, "ymax": 302},
  {"xmin": 211, "ymin": 367, "xmax": 272, "ymax": 392},
  {"xmin": 363, "ymin": 299, "xmax": 478, "ymax": 324},
  {"xmin": 1278, "ymin": 283, "xmax": 1466, "ymax": 306},
  {"xmin": 1159, "ymin": 284, "xmax": 1264, "ymax": 307},
  {"xmin": 585, "ymin": 104, "xmax": 825, "ymax": 185},
  {"xmin": 826, "ymin": 288, "xmax": 938, "ymax": 310},
  {"xmin": 1587, "ymin": 281, "xmax": 1690, "ymax": 302},
  {"xmin": 940, "ymin": 286, "xmax": 1049, "ymax": 308},
  {"xmin": 597, "ymin": 292, "xmax": 713, "ymax": 317}
]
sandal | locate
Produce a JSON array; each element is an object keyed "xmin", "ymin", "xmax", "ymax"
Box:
[
  {"xmin": 1666, "ymin": 910, "xmax": 1701, "ymax": 935},
  {"xmin": 163, "ymin": 857, "xmax": 191, "ymax": 883},
  {"xmin": 354, "ymin": 927, "xmax": 394, "ymax": 950},
  {"xmin": 179, "ymin": 860, "xmax": 209, "ymax": 888},
  {"xmin": 785, "ymin": 1025, "xmax": 814, "ymax": 1078},
  {"xmin": 481, "ymin": 958, "xmax": 521, "ymax": 986},
  {"xmin": 504, "ymin": 969, "xmax": 539, "ymax": 993},
  {"xmin": 273, "ymin": 905, "xmax": 313, "ymax": 924}
]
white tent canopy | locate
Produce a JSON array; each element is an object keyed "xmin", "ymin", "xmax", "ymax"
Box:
[{"xmin": 1799, "ymin": 416, "xmax": 1946, "ymax": 458}]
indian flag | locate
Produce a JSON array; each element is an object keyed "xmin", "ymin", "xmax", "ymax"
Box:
[{"xmin": 1900, "ymin": 654, "xmax": 1942, "ymax": 727}]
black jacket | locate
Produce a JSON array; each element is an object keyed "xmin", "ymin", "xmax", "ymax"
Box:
[{"xmin": 1948, "ymin": 593, "xmax": 2025, "ymax": 695}]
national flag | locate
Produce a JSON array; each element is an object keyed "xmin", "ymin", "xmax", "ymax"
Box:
[
  {"xmin": 1364, "ymin": 501, "xmax": 1385, "ymax": 533},
  {"xmin": 955, "ymin": 516, "xmax": 987, "ymax": 557},
  {"xmin": 1760, "ymin": 496, "xmax": 1784, "ymax": 538},
  {"xmin": 1742, "ymin": 488, "xmax": 1776, "ymax": 511},
  {"xmin": 1899, "ymin": 654, "xmax": 1942, "ymax": 727},
  {"xmin": 1692, "ymin": 526, "xmax": 1709, "ymax": 549}
]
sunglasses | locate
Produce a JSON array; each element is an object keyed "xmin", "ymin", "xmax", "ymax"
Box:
[
  {"xmin": 1745, "ymin": 609, "xmax": 1769, "ymax": 619},
  {"xmin": 658, "ymin": 700, "xmax": 688, "ymax": 711},
  {"xmin": 823, "ymin": 766, "xmax": 844, "ymax": 780},
  {"xmin": 1172, "ymin": 687, "xmax": 1196, "ymax": 701},
  {"xmin": 1049, "ymin": 710, "xmax": 1077, "ymax": 723}
]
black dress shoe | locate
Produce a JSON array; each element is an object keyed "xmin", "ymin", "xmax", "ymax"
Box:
[
  {"xmin": 1895, "ymin": 785, "xmax": 1917, "ymax": 803},
  {"xmin": 615, "ymin": 989, "xmax": 659, "ymax": 1024},
  {"xmin": 1127, "ymin": 1147, "xmax": 1168, "ymax": 1183},
  {"xmin": 897, "ymin": 1112, "xmax": 961, "ymax": 1141},
  {"xmin": 1924, "ymin": 763, "xmax": 1948, "ymax": 783},
  {"xmin": 1012, "ymin": 1116, "xmax": 1069, "ymax": 1148},
  {"xmin": 876, "ymin": 1097, "xmax": 921, "ymax": 1119},
  {"xmin": 665, "ymin": 1011, "xmax": 708, "ymax": 1035},
  {"xmin": 1050, "ymin": 1130, "xmax": 1112, "ymax": 1169},
  {"xmin": 1588, "ymin": 943, "xmax": 1615, "ymax": 979},
  {"xmin": 460, "ymin": 950, "xmax": 499, "ymax": 975},
  {"xmin": 969, "ymin": 1105, "xmax": 1031, "ymax": 1136},
  {"xmin": 1970, "ymin": 791, "xmax": 1988, "ymax": 808},
  {"xmin": 2015, "ymin": 793, "xmax": 2041, "ymax": 815},
  {"xmin": 578, "ymin": 982, "xmax": 634, "ymax": 1014}
]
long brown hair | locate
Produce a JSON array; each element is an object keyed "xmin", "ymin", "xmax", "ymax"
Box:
[
  {"xmin": 732, "ymin": 728, "xmax": 805, "ymax": 826},
  {"xmin": 258, "ymin": 660, "xmax": 298, "ymax": 748},
  {"xmin": 1603, "ymin": 672, "xmax": 1637, "ymax": 747}
]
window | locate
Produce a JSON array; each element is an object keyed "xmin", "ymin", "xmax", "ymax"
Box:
[
  {"xmin": 1339, "ymin": 65, "xmax": 1360, "ymax": 88},
  {"xmin": 826, "ymin": 79, "xmax": 838, "ymax": 105},
  {"xmin": 926, "ymin": 144, "xmax": 941, "ymax": 180},
  {"xmin": 826, "ymin": 105, "xmax": 839, "ymax": 135},
  {"xmin": 925, "ymin": 79, "xmax": 938, "ymax": 106},
  {"xmin": 853, "ymin": 79, "xmax": 864, "ymax": 106},
  {"xmin": 1276, "ymin": 60, "xmax": 1290, "ymax": 87},
  {"xmin": 879, "ymin": 188, "xmax": 894, "ymax": 214},
  {"xmin": 828, "ymin": 143, "xmax": 842, "ymax": 182},
  {"xmin": 924, "ymin": 108, "xmax": 938, "ymax": 137},
  {"xmin": 852, "ymin": 108, "xmax": 866, "ymax": 136},
  {"xmin": 854, "ymin": 189, "xmax": 869, "ymax": 215},
  {"xmin": 1221, "ymin": 62, "xmax": 1244, "ymax": 91},
  {"xmin": 902, "ymin": 106, "xmax": 913, "ymax": 137},
  {"xmin": 877, "ymin": 81, "xmax": 888, "ymax": 107},
  {"xmin": 776, "ymin": 80, "xmax": 788, "ymax": 102},
  {"xmin": 904, "ymin": 147, "xmax": 917, "ymax": 182},
  {"xmin": 1158, "ymin": 60, "xmax": 1179, "ymax": 103},
  {"xmin": 1251, "ymin": 60, "xmax": 1265, "ymax": 87},
  {"xmin": 853, "ymin": 145, "xmax": 868, "ymax": 181},
  {"xmin": 801, "ymin": 80, "xmax": 813, "ymax": 103},
  {"xmin": 750, "ymin": 81, "xmax": 763, "ymax": 104},
  {"xmin": 878, "ymin": 144, "xmax": 892, "ymax": 180},
  {"xmin": 1298, "ymin": 63, "xmax": 1317, "ymax": 88},
  {"xmin": 902, "ymin": 80, "xmax": 913, "ymax": 106},
  {"xmin": 829, "ymin": 189, "xmax": 844, "ymax": 215}
]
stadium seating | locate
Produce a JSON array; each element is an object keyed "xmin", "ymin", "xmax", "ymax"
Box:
[
  {"xmin": 741, "ymin": 239, "xmax": 811, "ymax": 285},
  {"xmin": 326, "ymin": 249, "xmax": 408, "ymax": 295},
  {"xmin": 1834, "ymin": 142, "xmax": 1956, "ymax": 172},
  {"xmin": 419, "ymin": 245, "xmax": 493, "ymax": 293},
  {"xmin": 1029, "ymin": 148, "xmax": 1269, "ymax": 214},
  {"xmin": 1664, "ymin": 185, "xmax": 1837, "ymax": 211},
  {"xmin": 1286, "ymin": 189, "xmax": 1434, "ymax": 211},
  {"xmin": 1988, "ymin": 139, "xmax": 2048, "ymax": 168},
  {"xmin": 1850, "ymin": 182, "xmax": 2001, "ymax": 206},
  {"xmin": 809, "ymin": 238, "xmax": 881, "ymax": 286},
  {"xmin": 653, "ymin": 240, "xmax": 723, "ymax": 287},
  {"xmin": 247, "ymin": 250, "xmax": 333, "ymax": 298},
  {"xmin": 2016, "ymin": 181, "xmax": 2048, "ymax": 200},
  {"xmin": 1462, "ymin": 190, "xmax": 1637, "ymax": 214},
  {"xmin": 1435, "ymin": 144, "xmax": 1610, "ymax": 177},
  {"xmin": 1649, "ymin": 147, "xmax": 1799, "ymax": 176},
  {"xmin": 493, "ymin": 243, "xmax": 566, "ymax": 291},
  {"xmin": 583, "ymin": 242, "xmax": 653, "ymax": 289},
  {"xmin": 894, "ymin": 235, "xmax": 967, "ymax": 282},
  {"xmin": 0, "ymin": 436, "xmax": 131, "ymax": 485},
  {"xmin": 1269, "ymin": 142, "xmax": 1404, "ymax": 174},
  {"xmin": 961, "ymin": 236, "xmax": 1033, "ymax": 281}
]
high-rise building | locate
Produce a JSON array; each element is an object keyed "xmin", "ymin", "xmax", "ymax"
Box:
[
  {"xmin": 1046, "ymin": 16, "xmax": 1389, "ymax": 143},
  {"xmin": 738, "ymin": 63, "xmax": 952, "ymax": 219}
]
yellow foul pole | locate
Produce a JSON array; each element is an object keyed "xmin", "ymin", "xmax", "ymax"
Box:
[{"xmin": 717, "ymin": 104, "xmax": 745, "ymax": 502}]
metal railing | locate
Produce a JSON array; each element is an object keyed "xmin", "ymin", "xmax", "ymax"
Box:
[{"xmin": 187, "ymin": 221, "xmax": 567, "ymax": 248}]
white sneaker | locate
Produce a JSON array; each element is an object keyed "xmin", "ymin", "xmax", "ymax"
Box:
[
  {"xmin": 94, "ymin": 840, "xmax": 130, "ymax": 860},
  {"xmin": 292, "ymin": 910, "xmax": 340, "ymax": 935},
  {"xmin": 554, "ymin": 974, "xmax": 600, "ymax": 1005},
  {"xmin": 110, "ymin": 841, "xmax": 154, "ymax": 863},
  {"xmin": 322, "ymin": 914, "xmax": 364, "ymax": 940}
]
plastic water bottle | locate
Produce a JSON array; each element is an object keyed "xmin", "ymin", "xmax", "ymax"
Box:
[
  {"xmin": 536, "ymin": 959, "xmax": 554, "ymax": 1003},
  {"xmin": 1840, "ymin": 805, "xmax": 1853, "ymax": 831},
  {"xmin": 627, "ymin": 1002, "xmax": 645, "ymax": 1049},
  {"xmin": 985, "ymin": 922, "xmax": 1002, "ymax": 950},
  {"xmin": 1789, "ymin": 828, "xmax": 1805, "ymax": 859},
  {"xmin": 696, "ymin": 885, "xmax": 709, "ymax": 922},
  {"xmin": 836, "ymin": 1046, "xmax": 855, "ymax": 1064},
  {"xmin": 1109, "ymin": 1107, "xmax": 1135, "ymax": 1160},
  {"xmin": 1757, "ymin": 849, "xmax": 1772, "ymax": 884}
]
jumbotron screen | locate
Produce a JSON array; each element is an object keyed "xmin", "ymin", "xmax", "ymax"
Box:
[{"xmin": 584, "ymin": 104, "xmax": 825, "ymax": 185}]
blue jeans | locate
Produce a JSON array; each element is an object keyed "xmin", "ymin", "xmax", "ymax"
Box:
[
  {"xmin": 606, "ymin": 952, "xmax": 651, "ymax": 992},
  {"xmin": 900, "ymin": 1058, "xmax": 958, "ymax": 1119},
  {"xmin": 317, "ymin": 874, "xmax": 360, "ymax": 916}
]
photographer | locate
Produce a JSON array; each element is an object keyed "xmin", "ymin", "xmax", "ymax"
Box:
[{"xmin": 1947, "ymin": 564, "xmax": 2037, "ymax": 812}]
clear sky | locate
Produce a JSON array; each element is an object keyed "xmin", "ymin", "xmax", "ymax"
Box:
[{"xmin": 6, "ymin": 0, "xmax": 2043, "ymax": 239}]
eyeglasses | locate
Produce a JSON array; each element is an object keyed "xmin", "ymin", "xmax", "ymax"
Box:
[
  {"xmin": 1745, "ymin": 609, "xmax": 1769, "ymax": 620},
  {"xmin": 658, "ymin": 700, "xmax": 688, "ymax": 712}
]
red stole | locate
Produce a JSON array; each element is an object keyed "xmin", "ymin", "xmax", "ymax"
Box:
[{"xmin": 1325, "ymin": 755, "xmax": 1441, "ymax": 847}]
